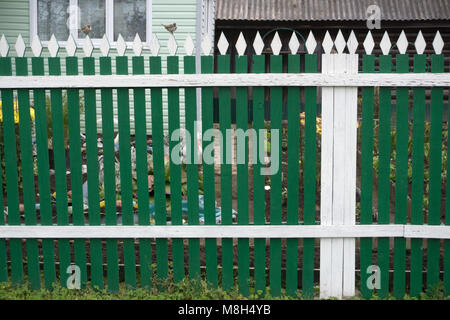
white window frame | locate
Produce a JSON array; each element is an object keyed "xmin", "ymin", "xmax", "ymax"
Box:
[{"xmin": 30, "ymin": 0, "xmax": 152, "ymax": 48}]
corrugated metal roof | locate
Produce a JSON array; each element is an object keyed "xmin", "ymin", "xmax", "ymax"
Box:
[{"xmin": 216, "ymin": 0, "xmax": 450, "ymax": 21}]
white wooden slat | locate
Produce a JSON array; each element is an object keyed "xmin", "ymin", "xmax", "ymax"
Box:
[
  {"xmin": 116, "ymin": 34, "xmax": 127, "ymax": 56},
  {"xmin": 305, "ymin": 31, "xmax": 317, "ymax": 54},
  {"xmin": 31, "ymin": 35, "xmax": 43, "ymax": 57},
  {"xmin": 83, "ymin": 35, "xmax": 94, "ymax": 57},
  {"xmin": 184, "ymin": 35, "xmax": 195, "ymax": 56},
  {"xmin": 0, "ymin": 34, "xmax": 9, "ymax": 57},
  {"xmin": 48, "ymin": 34, "xmax": 60, "ymax": 58},
  {"xmin": 414, "ymin": 30, "xmax": 426, "ymax": 55},
  {"xmin": 1, "ymin": 73, "xmax": 448, "ymax": 89},
  {"xmin": 236, "ymin": 32, "xmax": 247, "ymax": 56},
  {"xmin": 334, "ymin": 30, "xmax": 346, "ymax": 54},
  {"xmin": 133, "ymin": 33, "xmax": 143, "ymax": 56},
  {"xmin": 363, "ymin": 31, "xmax": 375, "ymax": 55},
  {"xmin": 99, "ymin": 34, "xmax": 110, "ymax": 57},
  {"xmin": 167, "ymin": 33, "xmax": 178, "ymax": 56},
  {"xmin": 397, "ymin": 30, "xmax": 408, "ymax": 54},
  {"xmin": 253, "ymin": 31, "xmax": 264, "ymax": 55},
  {"xmin": 288, "ymin": 32, "xmax": 300, "ymax": 55},
  {"xmin": 380, "ymin": 31, "xmax": 392, "ymax": 55},
  {"xmin": 150, "ymin": 33, "xmax": 160, "ymax": 56},
  {"xmin": 433, "ymin": 31, "xmax": 444, "ymax": 54},
  {"xmin": 15, "ymin": 34, "xmax": 26, "ymax": 58},
  {"xmin": 322, "ymin": 31, "xmax": 334, "ymax": 54},
  {"xmin": 347, "ymin": 31, "xmax": 358, "ymax": 55},
  {"xmin": 65, "ymin": 34, "xmax": 77, "ymax": 57},
  {"xmin": 201, "ymin": 32, "xmax": 212, "ymax": 56},
  {"xmin": 271, "ymin": 31, "xmax": 282, "ymax": 55}
]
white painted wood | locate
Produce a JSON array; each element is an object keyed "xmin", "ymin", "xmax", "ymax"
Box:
[
  {"xmin": 31, "ymin": 35, "xmax": 43, "ymax": 57},
  {"xmin": 1, "ymin": 73, "xmax": 449, "ymax": 89},
  {"xmin": 65, "ymin": 34, "xmax": 77, "ymax": 57},
  {"xmin": 236, "ymin": 32, "xmax": 247, "ymax": 56},
  {"xmin": 83, "ymin": 35, "xmax": 94, "ymax": 57},
  {"xmin": 305, "ymin": 31, "xmax": 317, "ymax": 54},
  {"xmin": 433, "ymin": 31, "xmax": 444, "ymax": 54},
  {"xmin": 184, "ymin": 34, "xmax": 195, "ymax": 56},
  {"xmin": 150, "ymin": 33, "xmax": 160, "ymax": 56},
  {"xmin": 271, "ymin": 31, "xmax": 282, "ymax": 55},
  {"xmin": 397, "ymin": 30, "xmax": 408, "ymax": 54},
  {"xmin": 0, "ymin": 224, "xmax": 413, "ymax": 239},
  {"xmin": 0, "ymin": 34, "xmax": 9, "ymax": 57},
  {"xmin": 217, "ymin": 32, "xmax": 229, "ymax": 55},
  {"xmin": 288, "ymin": 32, "xmax": 300, "ymax": 55},
  {"xmin": 347, "ymin": 31, "xmax": 358, "ymax": 54},
  {"xmin": 133, "ymin": 33, "xmax": 143, "ymax": 56},
  {"xmin": 322, "ymin": 31, "xmax": 334, "ymax": 54},
  {"xmin": 167, "ymin": 33, "xmax": 178, "ymax": 56},
  {"xmin": 47, "ymin": 34, "xmax": 59, "ymax": 58},
  {"xmin": 363, "ymin": 31, "xmax": 375, "ymax": 55},
  {"xmin": 414, "ymin": 30, "xmax": 426, "ymax": 54},
  {"xmin": 201, "ymin": 32, "xmax": 212, "ymax": 55},
  {"xmin": 100, "ymin": 34, "xmax": 110, "ymax": 57},
  {"xmin": 380, "ymin": 31, "xmax": 391, "ymax": 55},
  {"xmin": 253, "ymin": 31, "xmax": 264, "ymax": 55},
  {"xmin": 15, "ymin": 34, "xmax": 26, "ymax": 58},
  {"xmin": 116, "ymin": 34, "xmax": 127, "ymax": 56},
  {"xmin": 334, "ymin": 30, "xmax": 346, "ymax": 54}
]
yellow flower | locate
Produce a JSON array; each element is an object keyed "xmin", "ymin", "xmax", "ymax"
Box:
[{"xmin": 0, "ymin": 100, "xmax": 35, "ymax": 123}]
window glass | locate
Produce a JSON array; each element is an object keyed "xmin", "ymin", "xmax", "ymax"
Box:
[
  {"xmin": 78, "ymin": 0, "xmax": 106, "ymax": 39},
  {"xmin": 37, "ymin": 0, "xmax": 70, "ymax": 41},
  {"xmin": 114, "ymin": 0, "xmax": 146, "ymax": 41}
]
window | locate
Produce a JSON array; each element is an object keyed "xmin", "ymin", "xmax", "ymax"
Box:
[{"xmin": 30, "ymin": 0, "xmax": 152, "ymax": 45}]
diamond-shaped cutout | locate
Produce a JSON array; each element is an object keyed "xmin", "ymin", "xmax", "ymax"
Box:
[
  {"xmin": 432, "ymin": 31, "xmax": 444, "ymax": 54},
  {"xmin": 31, "ymin": 35, "xmax": 43, "ymax": 57},
  {"xmin": 168, "ymin": 33, "xmax": 178, "ymax": 56},
  {"xmin": 217, "ymin": 32, "xmax": 229, "ymax": 55},
  {"xmin": 322, "ymin": 31, "xmax": 334, "ymax": 54},
  {"xmin": 305, "ymin": 31, "xmax": 317, "ymax": 54},
  {"xmin": 116, "ymin": 34, "xmax": 126, "ymax": 56},
  {"xmin": 184, "ymin": 34, "xmax": 194, "ymax": 56},
  {"xmin": 347, "ymin": 31, "xmax": 358, "ymax": 54},
  {"xmin": 253, "ymin": 31, "xmax": 264, "ymax": 55},
  {"xmin": 201, "ymin": 33, "xmax": 212, "ymax": 55},
  {"xmin": 334, "ymin": 30, "xmax": 346, "ymax": 54},
  {"xmin": 48, "ymin": 34, "xmax": 59, "ymax": 57},
  {"xmin": 150, "ymin": 34, "xmax": 160, "ymax": 56},
  {"xmin": 100, "ymin": 34, "xmax": 110, "ymax": 56},
  {"xmin": 15, "ymin": 34, "xmax": 26, "ymax": 57},
  {"xmin": 414, "ymin": 30, "xmax": 426, "ymax": 54},
  {"xmin": 83, "ymin": 35, "xmax": 94, "ymax": 57},
  {"xmin": 288, "ymin": 32, "xmax": 300, "ymax": 55},
  {"xmin": 363, "ymin": 31, "xmax": 374, "ymax": 55},
  {"xmin": 65, "ymin": 34, "xmax": 77, "ymax": 56},
  {"xmin": 236, "ymin": 32, "xmax": 247, "ymax": 56},
  {"xmin": 133, "ymin": 33, "xmax": 143, "ymax": 56},
  {"xmin": 396, "ymin": 31, "xmax": 408, "ymax": 54},
  {"xmin": 380, "ymin": 31, "xmax": 391, "ymax": 55},
  {"xmin": 270, "ymin": 32, "xmax": 282, "ymax": 55}
]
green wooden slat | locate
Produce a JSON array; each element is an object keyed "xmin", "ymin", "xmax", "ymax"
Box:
[
  {"xmin": 236, "ymin": 55, "xmax": 249, "ymax": 296},
  {"xmin": 360, "ymin": 54, "xmax": 375, "ymax": 299},
  {"xmin": 201, "ymin": 55, "xmax": 217, "ymax": 288},
  {"xmin": 16, "ymin": 57, "xmax": 40, "ymax": 289},
  {"xmin": 446, "ymin": 68, "xmax": 450, "ymax": 296},
  {"xmin": 269, "ymin": 54, "xmax": 282, "ymax": 297},
  {"xmin": 393, "ymin": 54, "xmax": 409, "ymax": 299},
  {"xmin": 0, "ymin": 56, "xmax": 23, "ymax": 285},
  {"xmin": 410, "ymin": 54, "xmax": 426, "ymax": 297},
  {"xmin": 150, "ymin": 56, "xmax": 168, "ymax": 283},
  {"xmin": 0, "ymin": 112, "xmax": 6, "ymax": 282},
  {"xmin": 48, "ymin": 57, "xmax": 71, "ymax": 288},
  {"xmin": 99, "ymin": 56, "xmax": 119, "ymax": 292},
  {"xmin": 377, "ymin": 55, "xmax": 392, "ymax": 298},
  {"xmin": 218, "ymin": 54, "xmax": 233, "ymax": 291},
  {"xmin": 83, "ymin": 57, "xmax": 104, "ymax": 290},
  {"xmin": 167, "ymin": 55, "xmax": 184, "ymax": 282},
  {"xmin": 116, "ymin": 56, "xmax": 137, "ymax": 289},
  {"xmin": 303, "ymin": 54, "xmax": 318, "ymax": 299},
  {"xmin": 427, "ymin": 54, "xmax": 444, "ymax": 291},
  {"xmin": 132, "ymin": 56, "xmax": 152, "ymax": 289},
  {"xmin": 252, "ymin": 54, "xmax": 266, "ymax": 295},
  {"xmin": 184, "ymin": 55, "xmax": 200, "ymax": 279},
  {"xmin": 32, "ymin": 56, "xmax": 56, "ymax": 289},
  {"xmin": 286, "ymin": 54, "xmax": 300, "ymax": 298}
]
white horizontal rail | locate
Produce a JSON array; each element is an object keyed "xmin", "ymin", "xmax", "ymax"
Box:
[
  {"xmin": 0, "ymin": 225, "xmax": 449, "ymax": 239},
  {"xmin": 0, "ymin": 73, "xmax": 449, "ymax": 89}
]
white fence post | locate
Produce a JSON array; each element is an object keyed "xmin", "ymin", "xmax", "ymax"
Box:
[{"xmin": 320, "ymin": 30, "xmax": 358, "ymax": 299}]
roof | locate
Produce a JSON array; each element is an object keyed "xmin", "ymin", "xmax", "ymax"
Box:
[{"xmin": 216, "ymin": 0, "xmax": 450, "ymax": 21}]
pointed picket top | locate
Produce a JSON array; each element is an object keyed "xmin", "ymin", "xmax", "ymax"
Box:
[
  {"xmin": 201, "ymin": 33, "xmax": 212, "ymax": 55},
  {"xmin": 100, "ymin": 34, "xmax": 110, "ymax": 56},
  {"xmin": 271, "ymin": 31, "xmax": 282, "ymax": 55},
  {"xmin": 31, "ymin": 35, "xmax": 43, "ymax": 57},
  {"xmin": 347, "ymin": 30, "xmax": 358, "ymax": 54},
  {"xmin": 83, "ymin": 35, "xmax": 94, "ymax": 57},
  {"xmin": 184, "ymin": 34, "xmax": 194, "ymax": 56},
  {"xmin": 150, "ymin": 34, "xmax": 160, "ymax": 56},
  {"xmin": 168, "ymin": 33, "xmax": 178, "ymax": 56},
  {"xmin": 334, "ymin": 30, "xmax": 346, "ymax": 54},
  {"xmin": 396, "ymin": 31, "xmax": 408, "ymax": 54},
  {"xmin": 133, "ymin": 33, "xmax": 143, "ymax": 56},
  {"xmin": 15, "ymin": 34, "xmax": 26, "ymax": 57},
  {"xmin": 288, "ymin": 32, "xmax": 300, "ymax": 55},
  {"xmin": 253, "ymin": 31, "xmax": 264, "ymax": 55},
  {"xmin": 66, "ymin": 34, "xmax": 77, "ymax": 56},
  {"xmin": 0, "ymin": 34, "xmax": 9, "ymax": 57},
  {"xmin": 414, "ymin": 30, "xmax": 426, "ymax": 54},
  {"xmin": 322, "ymin": 31, "xmax": 334, "ymax": 54},
  {"xmin": 48, "ymin": 34, "xmax": 60, "ymax": 57},
  {"xmin": 363, "ymin": 31, "xmax": 375, "ymax": 55},
  {"xmin": 380, "ymin": 31, "xmax": 391, "ymax": 55},
  {"xmin": 236, "ymin": 32, "xmax": 247, "ymax": 56},
  {"xmin": 116, "ymin": 34, "xmax": 127, "ymax": 56},
  {"xmin": 432, "ymin": 31, "xmax": 444, "ymax": 54},
  {"xmin": 217, "ymin": 32, "xmax": 229, "ymax": 55},
  {"xmin": 305, "ymin": 31, "xmax": 317, "ymax": 54}
]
